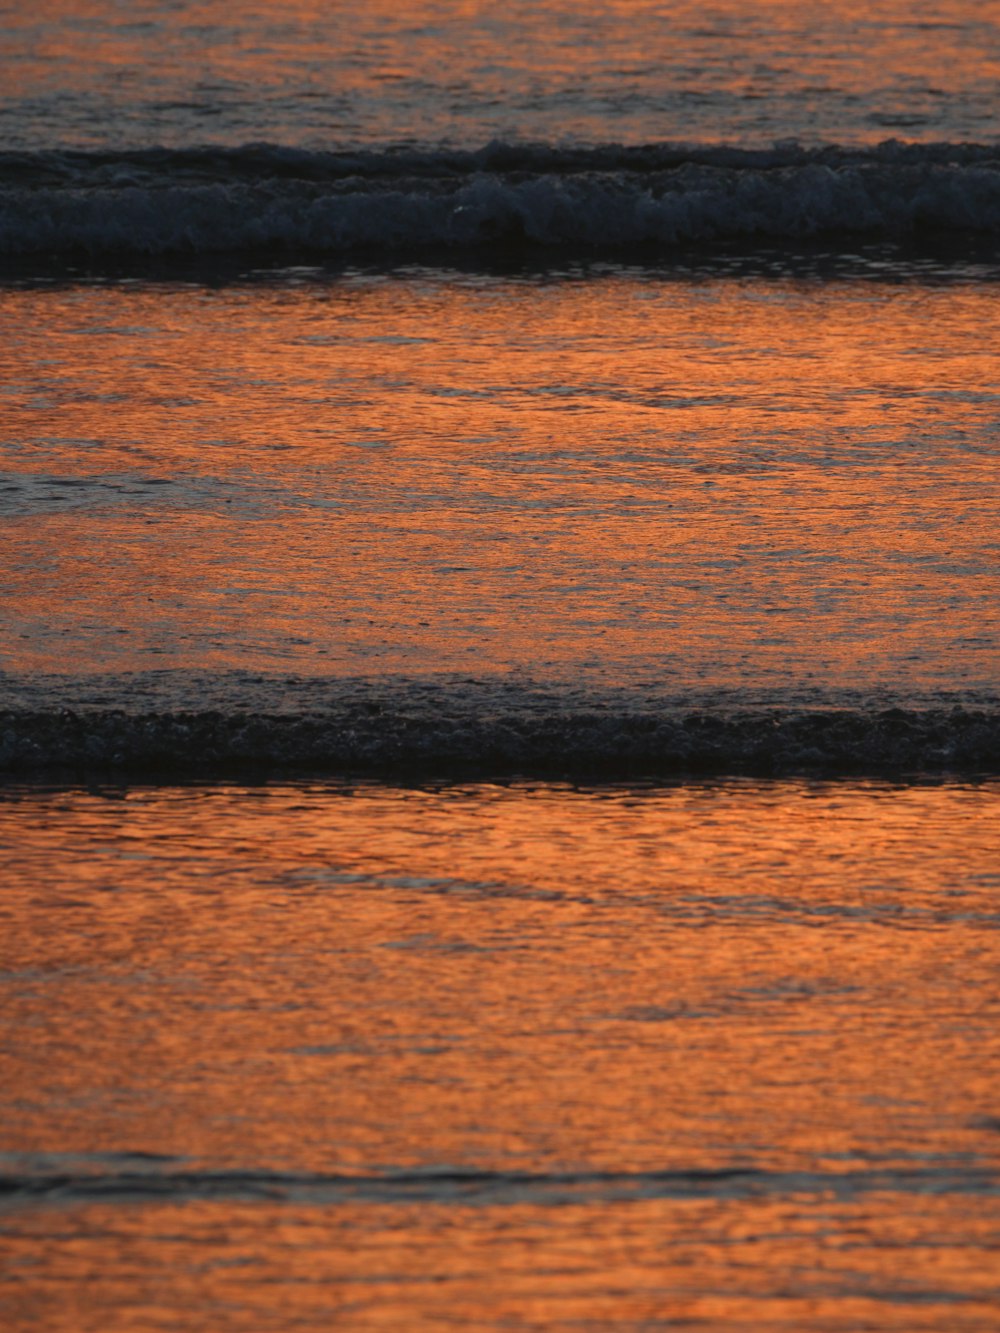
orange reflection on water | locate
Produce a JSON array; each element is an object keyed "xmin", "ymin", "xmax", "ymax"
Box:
[
  {"xmin": 7, "ymin": 0, "xmax": 1000, "ymax": 146},
  {"xmin": 1, "ymin": 274, "xmax": 998, "ymax": 692},
  {"xmin": 2, "ymin": 781, "xmax": 998, "ymax": 1172},
  {"xmin": 1, "ymin": 781, "xmax": 998, "ymax": 1329},
  {"xmin": 3, "ymin": 1195, "xmax": 999, "ymax": 1332}
]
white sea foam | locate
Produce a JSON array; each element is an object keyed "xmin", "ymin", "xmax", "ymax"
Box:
[{"xmin": 3, "ymin": 142, "xmax": 1000, "ymax": 256}]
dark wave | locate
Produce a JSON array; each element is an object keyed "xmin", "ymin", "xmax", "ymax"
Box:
[
  {"xmin": 4, "ymin": 139, "xmax": 1000, "ymax": 257},
  {"xmin": 2, "ymin": 1163, "xmax": 994, "ymax": 1208},
  {"xmin": 1, "ymin": 688, "xmax": 997, "ymax": 779}
]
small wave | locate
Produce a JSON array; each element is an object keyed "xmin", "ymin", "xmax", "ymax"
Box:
[
  {"xmin": 3, "ymin": 139, "xmax": 1000, "ymax": 256},
  {"xmin": 2, "ymin": 1163, "xmax": 993, "ymax": 1208},
  {"xmin": 1, "ymin": 690, "xmax": 997, "ymax": 779}
]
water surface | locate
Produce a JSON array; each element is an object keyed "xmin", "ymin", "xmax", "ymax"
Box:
[
  {"xmin": 2, "ymin": 266, "xmax": 997, "ymax": 696},
  {"xmin": 6, "ymin": 0, "xmax": 1000, "ymax": 149},
  {"xmin": 2, "ymin": 779, "xmax": 998, "ymax": 1329},
  {"xmin": 2, "ymin": 2, "xmax": 999, "ymax": 1327}
]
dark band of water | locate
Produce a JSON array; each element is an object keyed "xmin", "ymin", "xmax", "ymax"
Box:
[
  {"xmin": 4, "ymin": 141, "xmax": 1000, "ymax": 260},
  {"xmin": 3, "ymin": 1164, "xmax": 995, "ymax": 1209},
  {"xmin": 2, "ymin": 694, "xmax": 997, "ymax": 780}
]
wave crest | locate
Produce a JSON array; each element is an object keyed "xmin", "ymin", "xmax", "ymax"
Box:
[
  {"xmin": 4, "ymin": 140, "xmax": 1000, "ymax": 256},
  {"xmin": 2, "ymin": 695, "xmax": 997, "ymax": 778}
]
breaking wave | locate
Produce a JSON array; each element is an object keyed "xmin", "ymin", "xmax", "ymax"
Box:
[
  {"xmin": 3, "ymin": 139, "xmax": 1000, "ymax": 257},
  {"xmin": 1, "ymin": 677, "xmax": 997, "ymax": 779}
]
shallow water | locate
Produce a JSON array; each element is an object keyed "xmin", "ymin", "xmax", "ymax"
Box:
[
  {"xmin": 2, "ymin": 266, "xmax": 997, "ymax": 696},
  {"xmin": 6, "ymin": 0, "xmax": 1000, "ymax": 150},
  {"xmin": 2, "ymin": 779, "xmax": 999, "ymax": 1330}
]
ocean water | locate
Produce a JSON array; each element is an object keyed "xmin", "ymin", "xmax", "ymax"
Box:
[
  {"xmin": 1, "ymin": 2, "xmax": 999, "ymax": 1329},
  {"xmin": 2, "ymin": 780, "xmax": 1000, "ymax": 1330}
]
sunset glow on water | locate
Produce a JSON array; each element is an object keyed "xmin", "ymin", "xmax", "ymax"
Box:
[
  {"xmin": 2, "ymin": 270, "xmax": 997, "ymax": 691},
  {"xmin": 2, "ymin": 781, "xmax": 999, "ymax": 1329},
  {"xmin": 5, "ymin": 0, "xmax": 1000, "ymax": 149},
  {"xmin": 2, "ymin": 0, "xmax": 999, "ymax": 1328}
]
